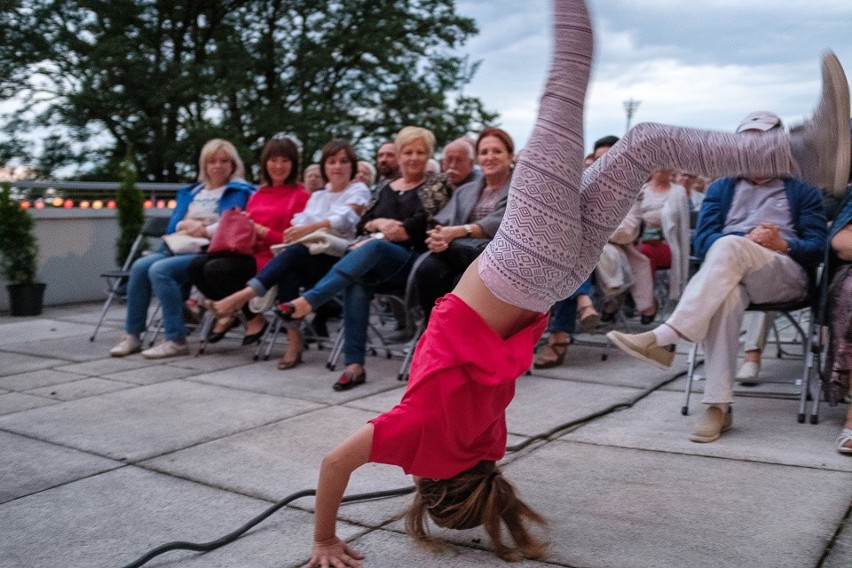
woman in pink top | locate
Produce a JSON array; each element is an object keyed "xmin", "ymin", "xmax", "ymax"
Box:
[{"xmin": 188, "ymin": 136, "xmax": 309, "ymax": 344}]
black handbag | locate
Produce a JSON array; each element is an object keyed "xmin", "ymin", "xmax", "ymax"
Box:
[{"xmin": 441, "ymin": 237, "xmax": 490, "ymax": 272}]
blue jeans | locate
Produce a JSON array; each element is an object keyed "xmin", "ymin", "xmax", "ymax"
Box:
[
  {"xmin": 548, "ymin": 276, "xmax": 593, "ymax": 334},
  {"xmin": 303, "ymin": 239, "xmax": 417, "ymax": 365},
  {"xmin": 125, "ymin": 252, "xmax": 196, "ymax": 341}
]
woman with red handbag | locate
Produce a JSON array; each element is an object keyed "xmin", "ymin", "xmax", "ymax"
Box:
[
  {"xmin": 109, "ymin": 138, "xmax": 254, "ymax": 359},
  {"xmin": 187, "ymin": 135, "xmax": 310, "ymax": 345}
]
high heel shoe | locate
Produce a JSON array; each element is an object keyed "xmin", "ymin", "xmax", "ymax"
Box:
[
  {"xmin": 207, "ymin": 316, "xmax": 239, "ymax": 344},
  {"xmin": 242, "ymin": 320, "xmax": 269, "ymax": 346},
  {"xmin": 277, "ymin": 350, "xmax": 303, "ymax": 370}
]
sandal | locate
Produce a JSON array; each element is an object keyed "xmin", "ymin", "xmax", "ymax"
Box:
[
  {"xmin": 837, "ymin": 428, "xmax": 852, "ymax": 455},
  {"xmin": 533, "ymin": 342, "xmax": 569, "ymax": 369},
  {"xmin": 578, "ymin": 304, "xmax": 601, "ymax": 333}
]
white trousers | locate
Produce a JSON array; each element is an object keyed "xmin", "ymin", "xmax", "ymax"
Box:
[{"xmin": 666, "ymin": 236, "xmax": 807, "ymax": 404}]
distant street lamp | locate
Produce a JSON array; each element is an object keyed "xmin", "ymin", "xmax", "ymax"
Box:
[{"xmin": 623, "ymin": 98, "xmax": 641, "ymax": 133}]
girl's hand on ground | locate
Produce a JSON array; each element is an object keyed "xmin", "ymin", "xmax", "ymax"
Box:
[{"xmin": 305, "ymin": 537, "xmax": 364, "ymax": 568}]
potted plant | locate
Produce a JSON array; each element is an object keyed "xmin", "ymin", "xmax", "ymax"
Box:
[{"xmin": 0, "ymin": 182, "xmax": 46, "ymax": 316}]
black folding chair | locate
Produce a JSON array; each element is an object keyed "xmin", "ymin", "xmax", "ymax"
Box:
[{"xmin": 89, "ymin": 215, "xmax": 170, "ymax": 341}]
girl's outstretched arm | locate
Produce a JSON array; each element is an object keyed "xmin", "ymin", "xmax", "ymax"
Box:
[{"xmin": 306, "ymin": 424, "xmax": 374, "ymax": 568}]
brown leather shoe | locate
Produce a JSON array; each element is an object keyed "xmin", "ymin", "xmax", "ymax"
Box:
[{"xmin": 533, "ymin": 342, "xmax": 569, "ymax": 369}]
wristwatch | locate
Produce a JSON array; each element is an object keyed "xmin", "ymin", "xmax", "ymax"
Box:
[{"xmin": 464, "ymin": 224, "xmax": 474, "ymax": 238}]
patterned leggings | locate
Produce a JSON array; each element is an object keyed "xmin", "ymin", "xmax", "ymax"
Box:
[{"xmin": 479, "ymin": 0, "xmax": 797, "ymax": 313}]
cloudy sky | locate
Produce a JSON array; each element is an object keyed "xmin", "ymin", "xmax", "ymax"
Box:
[{"xmin": 455, "ymin": 0, "xmax": 852, "ymax": 153}]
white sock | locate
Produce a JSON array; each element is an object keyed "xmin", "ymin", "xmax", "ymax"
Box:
[{"xmin": 652, "ymin": 324, "xmax": 679, "ymax": 346}]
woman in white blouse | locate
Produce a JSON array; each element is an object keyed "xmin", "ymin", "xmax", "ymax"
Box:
[{"xmin": 208, "ymin": 139, "xmax": 370, "ymax": 369}]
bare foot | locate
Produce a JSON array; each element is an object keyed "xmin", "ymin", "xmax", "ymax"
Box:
[
  {"xmin": 244, "ymin": 315, "xmax": 266, "ymax": 336},
  {"xmin": 207, "ymin": 288, "xmax": 256, "ymax": 319}
]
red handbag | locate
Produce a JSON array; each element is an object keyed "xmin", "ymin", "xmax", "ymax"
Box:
[{"xmin": 207, "ymin": 207, "xmax": 257, "ymax": 256}]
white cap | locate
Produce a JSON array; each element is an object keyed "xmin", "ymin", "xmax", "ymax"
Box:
[{"xmin": 736, "ymin": 111, "xmax": 782, "ymax": 133}]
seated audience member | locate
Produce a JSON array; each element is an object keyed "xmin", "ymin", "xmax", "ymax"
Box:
[
  {"xmin": 598, "ymin": 197, "xmax": 656, "ymax": 323},
  {"xmin": 414, "ymin": 127, "xmax": 514, "ymax": 322},
  {"xmin": 303, "ymin": 163, "xmax": 325, "ymax": 193},
  {"xmin": 534, "ymin": 276, "xmax": 598, "ymax": 369},
  {"xmin": 609, "ymin": 110, "xmax": 828, "ymax": 444},
  {"xmin": 374, "ymin": 141, "xmax": 401, "ymax": 189},
  {"xmin": 441, "ymin": 137, "xmax": 479, "ymax": 189},
  {"xmin": 638, "ymin": 167, "xmax": 691, "ymax": 304},
  {"xmin": 207, "ymin": 139, "xmax": 371, "ymax": 369},
  {"xmin": 828, "ymin": 182, "xmax": 852, "ymax": 454},
  {"xmin": 278, "ymin": 126, "xmax": 452, "ymax": 390},
  {"xmin": 676, "ymin": 171, "xmax": 706, "ymax": 211},
  {"xmin": 586, "ymin": 135, "xmax": 656, "ymax": 325},
  {"xmin": 356, "ymin": 160, "xmax": 376, "ymax": 188},
  {"xmin": 110, "ymin": 138, "xmax": 254, "ymax": 359},
  {"xmin": 188, "ymin": 135, "xmax": 309, "ymax": 345}
]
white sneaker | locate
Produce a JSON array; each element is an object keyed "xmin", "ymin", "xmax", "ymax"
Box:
[
  {"xmin": 110, "ymin": 335, "xmax": 142, "ymax": 357},
  {"xmin": 142, "ymin": 340, "xmax": 189, "ymax": 359},
  {"xmin": 735, "ymin": 361, "xmax": 761, "ymax": 386}
]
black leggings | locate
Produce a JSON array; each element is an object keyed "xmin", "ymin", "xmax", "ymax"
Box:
[{"xmin": 188, "ymin": 253, "xmax": 257, "ymax": 319}]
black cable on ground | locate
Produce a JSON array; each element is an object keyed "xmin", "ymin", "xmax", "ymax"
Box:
[
  {"xmin": 120, "ymin": 486, "xmax": 415, "ymax": 568},
  {"xmin": 507, "ymin": 365, "xmax": 696, "ymax": 452},
  {"xmin": 120, "ymin": 363, "xmax": 699, "ymax": 568}
]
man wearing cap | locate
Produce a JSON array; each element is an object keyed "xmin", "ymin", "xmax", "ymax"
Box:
[{"xmin": 609, "ymin": 111, "xmax": 828, "ymax": 443}]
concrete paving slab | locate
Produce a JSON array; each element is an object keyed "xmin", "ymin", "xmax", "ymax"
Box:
[
  {"xmin": 822, "ymin": 509, "xmax": 852, "ymax": 568},
  {"xmin": 2, "ymin": 334, "xmax": 114, "ymax": 362},
  {"xmin": 0, "ymin": 351, "xmax": 64, "ymax": 376},
  {"xmin": 659, "ymin": 355, "xmax": 804, "ymax": 398},
  {"xmin": 54, "ymin": 355, "xmax": 157, "ymax": 377},
  {"xmin": 0, "ymin": 318, "xmax": 93, "ymax": 346},
  {"xmin": 531, "ymin": 344, "xmax": 687, "ymax": 390},
  {"xmin": 564, "ymin": 390, "xmax": 852, "ymax": 472},
  {"xmin": 0, "ymin": 392, "xmax": 56, "ymax": 415},
  {"xmin": 188, "ymin": 355, "xmax": 408, "ymax": 404},
  {"xmin": 469, "ymin": 441, "xmax": 849, "ymax": 568},
  {"xmin": 507, "ymin": 376, "xmax": 643, "ymax": 437},
  {"xmin": 0, "ymin": 466, "xmax": 363, "ymax": 568},
  {"xmin": 0, "ymin": 368, "xmax": 90, "ymax": 391},
  {"xmin": 25, "ymin": 377, "xmax": 134, "ymax": 401},
  {"xmin": 0, "ymin": 380, "xmax": 322, "ymax": 461},
  {"xmin": 142, "ymin": 405, "xmax": 412, "ymax": 527},
  {"xmin": 102, "ymin": 363, "xmax": 200, "ymax": 385},
  {"xmin": 344, "ymin": 529, "xmax": 551, "ymax": 567},
  {"xmin": 0, "ymin": 430, "xmax": 121, "ymax": 503}
]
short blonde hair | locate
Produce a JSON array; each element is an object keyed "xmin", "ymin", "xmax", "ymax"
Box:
[
  {"xmin": 395, "ymin": 126, "xmax": 436, "ymax": 156},
  {"xmin": 197, "ymin": 138, "xmax": 245, "ymax": 185}
]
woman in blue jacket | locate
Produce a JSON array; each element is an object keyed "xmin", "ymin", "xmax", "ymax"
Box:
[{"xmin": 110, "ymin": 138, "xmax": 254, "ymax": 359}]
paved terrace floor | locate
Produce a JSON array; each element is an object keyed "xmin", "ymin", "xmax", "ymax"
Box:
[{"xmin": 1, "ymin": 302, "xmax": 850, "ymax": 568}]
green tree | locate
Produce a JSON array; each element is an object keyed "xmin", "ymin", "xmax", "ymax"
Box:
[
  {"xmin": 0, "ymin": 183, "xmax": 39, "ymax": 285},
  {"xmin": 0, "ymin": 0, "xmax": 496, "ymax": 181},
  {"xmin": 115, "ymin": 149, "xmax": 145, "ymax": 266}
]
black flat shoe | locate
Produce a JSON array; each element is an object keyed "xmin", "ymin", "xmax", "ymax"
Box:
[
  {"xmin": 242, "ymin": 320, "xmax": 269, "ymax": 346},
  {"xmin": 333, "ymin": 369, "xmax": 366, "ymax": 391},
  {"xmin": 275, "ymin": 302, "xmax": 301, "ymax": 322},
  {"xmin": 207, "ymin": 317, "xmax": 239, "ymax": 344}
]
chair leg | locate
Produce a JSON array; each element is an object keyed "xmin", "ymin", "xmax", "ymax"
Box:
[
  {"xmin": 90, "ymin": 288, "xmax": 119, "ymax": 342},
  {"xmin": 195, "ymin": 311, "xmax": 215, "ymax": 356},
  {"xmin": 682, "ymin": 343, "xmax": 700, "ymax": 415},
  {"xmin": 326, "ymin": 327, "xmax": 344, "ymax": 371}
]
